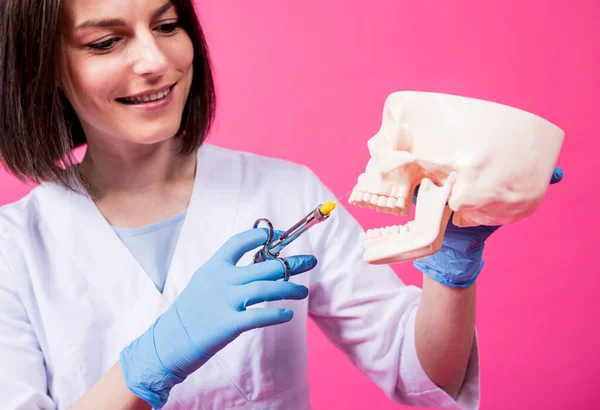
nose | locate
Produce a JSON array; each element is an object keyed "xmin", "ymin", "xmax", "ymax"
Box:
[{"xmin": 131, "ymin": 33, "xmax": 169, "ymax": 79}]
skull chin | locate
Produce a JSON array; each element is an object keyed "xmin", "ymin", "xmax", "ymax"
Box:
[{"xmin": 348, "ymin": 173, "xmax": 456, "ymax": 264}]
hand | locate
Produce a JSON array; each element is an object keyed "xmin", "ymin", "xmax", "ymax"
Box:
[
  {"xmin": 413, "ymin": 167, "xmax": 564, "ymax": 287},
  {"xmin": 120, "ymin": 228, "xmax": 317, "ymax": 409}
]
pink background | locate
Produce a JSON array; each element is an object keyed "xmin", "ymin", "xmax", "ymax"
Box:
[{"xmin": 1, "ymin": 1, "xmax": 597, "ymax": 409}]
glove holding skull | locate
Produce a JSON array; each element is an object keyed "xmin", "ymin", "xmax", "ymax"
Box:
[{"xmin": 348, "ymin": 91, "xmax": 565, "ymax": 287}]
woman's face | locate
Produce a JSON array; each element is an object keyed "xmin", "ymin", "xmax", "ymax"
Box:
[{"xmin": 61, "ymin": 0, "xmax": 194, "ymax": 150}]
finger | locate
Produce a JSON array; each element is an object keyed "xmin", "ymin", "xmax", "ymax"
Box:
[
  {"xmin": 271, "ymin": 229, "xmax": 285, "ymax": 240},
  {"xmin": 215, "ymin": 228, "xmax": 285, "ymax": 264},
  {"xmin": 233, "ymin": 255, "xmax": 317, "ymax": 284},
  {"xmin": 550, "ymin": 166, "xmax": 563, "ymax": 184},
  {"xmin": 236, "ymin": 281, "xmax": 309, "ymax": 309},
  {"xmin": 235, "ymin": 308, "xmax": 295, "ymax": 333}
]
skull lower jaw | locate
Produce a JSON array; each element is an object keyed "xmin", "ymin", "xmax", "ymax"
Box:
[
  {"xmin": 349, "ymin": 174, "xmax": 456, "ymax": 264},
  {"xmin": 361, "ymin": 205, "xmax": 453, "ymax": 264}
]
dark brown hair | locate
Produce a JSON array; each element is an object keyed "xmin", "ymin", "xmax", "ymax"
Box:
[{"xmin": 0, "ymin": 0, "xmax": 216, "ymax": 192}]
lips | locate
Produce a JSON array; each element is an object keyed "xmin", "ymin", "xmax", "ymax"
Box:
[{"xmin": 117, "ymin": 84, "xmax": 175, "ymax": 105}]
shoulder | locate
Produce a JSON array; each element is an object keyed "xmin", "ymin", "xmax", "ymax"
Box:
[
  {"xmin": 0, "ymin": 186, "xmax": 44, "ymax": 239},
  {"xmin": 0, "ymin": 186, "xmax": 45, "ymax": 287},
  {"xmin": 203, "ymin": 143, "xmax": 308, "ymax": 171},
  {"xmin": 0, "ymin": 182, "xmax": 67, "ymax": 256}
]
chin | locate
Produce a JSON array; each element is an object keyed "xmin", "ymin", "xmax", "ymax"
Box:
[{"xmin": 124, "ymin": 122, "xmax": 182, "ymax": 145}]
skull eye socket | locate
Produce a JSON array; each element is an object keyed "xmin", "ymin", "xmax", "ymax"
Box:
[{"xmin": 392, "ymin": 122, "xmax": 412, "ymax": 152}]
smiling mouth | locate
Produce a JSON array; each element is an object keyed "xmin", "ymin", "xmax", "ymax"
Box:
[{"xmin": 117, "ymin": 84, "xmax": 176, "ymax": 105}]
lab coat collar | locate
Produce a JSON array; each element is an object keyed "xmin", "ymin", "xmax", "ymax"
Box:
[
  {"xmin": 163, "ymin": 144, "xmax": 243, "ymax": 301},
  {"xmin": 34, "ymin": 143, "xmax": 243, "ymax": 311}
]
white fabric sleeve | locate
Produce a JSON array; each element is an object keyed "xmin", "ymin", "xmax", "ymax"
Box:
[
  {"xmin": 302, "ymin": 167, "xmax": 480, "ymax": 409},
  {"xmin": 0, "ymin": 247, "xmax": 56, "ymax": 410}
]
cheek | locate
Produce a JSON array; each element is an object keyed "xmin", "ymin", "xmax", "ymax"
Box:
[
  {"xmin": 66, "ymin": 57, "xmax": 123, "ymax": 107},
  {"xmin": 168, "ymin": 34, "xmax": 194, "ymax": 71}
]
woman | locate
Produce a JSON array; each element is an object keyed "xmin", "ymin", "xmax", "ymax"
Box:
[{"xmin": 0, "ymin": 0, "xmax": 562, "ymax": 409}]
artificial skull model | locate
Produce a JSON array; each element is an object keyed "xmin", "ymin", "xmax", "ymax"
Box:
[{"xmin": 349, "ymin": 91, "xmax": 564, "ymax": 264}]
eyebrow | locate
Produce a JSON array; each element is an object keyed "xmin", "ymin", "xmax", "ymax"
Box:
[{"xmin": 75, "ymin": 1, "xmax": 174, "ymax": 31}]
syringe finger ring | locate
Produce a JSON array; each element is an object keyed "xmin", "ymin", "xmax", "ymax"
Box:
[
  {"xmin": 253, "ymin": 218, "xmax": 275, "ymax": 246},
  {"xmin": 276, "ymin": 257, "xmax": 291, "ymax": 281},
  {"xmin": 251, "ymin": 201, "xmax": 337, "ymax": 276},
  {"xmin": 251, "ymin": 218, "xmax": 289, "ymax": 281}
]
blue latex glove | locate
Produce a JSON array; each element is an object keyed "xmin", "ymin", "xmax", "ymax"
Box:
[
  {"xmin": 120, "ymin": 228, "xmax": 317, "ymax": 409},
  {"xmin": 413, "ymin": 167, "xmax": 564, "ymax": 287}
]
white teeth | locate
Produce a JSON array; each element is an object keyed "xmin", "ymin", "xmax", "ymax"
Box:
[
  {"xmin": 366, "ymin": 229, "xmax": 380, "ymax": 238},
  {"xmin": 349, "ymin": 189, "xmax": 409, "ymax": 214},
  {"xmin": 349, "ymin": 191, "xmax": 362, "ymax": 202},
  {"xmin": 349, "ymin": 188, "xmax": 419, "ymax": 241},
  {"xmin": 123, "ymin": 87, "xmax": 171, "ymax": 104},
  {"xmin": 360, "ymin": 222, "xmax": 417, "ymax": 241}
]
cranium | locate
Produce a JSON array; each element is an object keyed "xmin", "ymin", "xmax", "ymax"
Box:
[{"xmin": 349, "ymin": 91, "xmax": 564, "ymax": 265}]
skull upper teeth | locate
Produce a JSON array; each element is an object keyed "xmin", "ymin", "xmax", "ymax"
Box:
[
  {"xmin": 349, "ymin": 188, "xmax": 415, "ymax": 241},
  {"xmin": 349, "ymin": 189, "xmax": 410, "ymax": 216},
  {"xmin": 122, "ymin": 87, "xmax": 171, "ymax": 104}
]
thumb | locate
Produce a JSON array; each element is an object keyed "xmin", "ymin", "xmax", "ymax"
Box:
[
  {"xmin": 214, "ymin": 228, "xmax": 286, "ymax": 265},
  {"xmin": 214, "ymin": 228, "xmax": 272, "ymax": 264}
]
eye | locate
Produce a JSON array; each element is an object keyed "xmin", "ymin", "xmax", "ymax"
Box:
[
  {"xmin": 156, "ymin": 21, "xmax": 180, "ymax": 34},
  {"xmin": 88, "ymin": 38, "xmax": 120, "ymax": 51}
]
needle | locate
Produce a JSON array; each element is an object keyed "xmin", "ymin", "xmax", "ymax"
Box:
[{"xmin": 336, "ymin": 188, "xmax": 354, "ymax": 202}]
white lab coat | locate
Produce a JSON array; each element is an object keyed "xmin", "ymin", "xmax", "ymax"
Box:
[{"xmin": 0, "ymin": 144, "xmax": 480, "ymax": 410}]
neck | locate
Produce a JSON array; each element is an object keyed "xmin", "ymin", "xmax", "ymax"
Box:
[{"xmin": 80, "ymin": 138, "xmax": 197, "ymax": 197}]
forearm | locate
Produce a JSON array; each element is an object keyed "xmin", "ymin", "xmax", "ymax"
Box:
[
  {"xmin": 67, "ymin": 362, "xmax": 150, "ymax": 410},
  {"xmin": 414, "ymin": 274, "xmax": 476, "ymax": 398}
]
